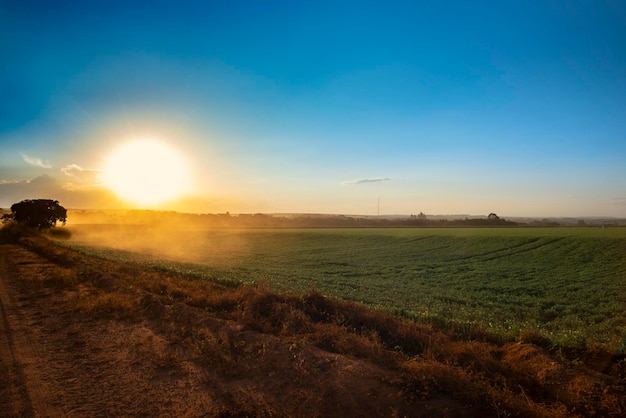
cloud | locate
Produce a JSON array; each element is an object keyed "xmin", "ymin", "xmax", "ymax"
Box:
[
  {"xmin": 20, "ymin": 153, "xmax": 52, "ymax": 169},
  {"xmin": 0, "ymin": 179, "xmax": 27, "ymax": 185},
  {"xmin": 610, "ymin": 197, "xmax": 626, "ymax": 205},
  {"xmin": 61, "ymin": 164, "xmax": 102, "ymax": 185},
  {"xmin": 342, "ymin": 177, "xmax": 391, "ymax": 185}
]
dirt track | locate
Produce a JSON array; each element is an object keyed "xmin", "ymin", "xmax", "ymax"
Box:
[
  {"xmin": 0, "ymin": 244, "xmax": 217, "ymax": 417},
  {"xmin": 0, "ymin": 244, "xmax": 63, "ymax": 416}
]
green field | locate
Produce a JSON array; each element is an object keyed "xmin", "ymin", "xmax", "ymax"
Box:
[{"xmin": 65, "ymin": 226, "xmax": 626, "ymax": 350}]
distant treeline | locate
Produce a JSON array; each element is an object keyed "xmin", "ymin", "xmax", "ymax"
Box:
[{"xmin": 65, "ymin": 210, "xmax": 533, "ymax": 228}]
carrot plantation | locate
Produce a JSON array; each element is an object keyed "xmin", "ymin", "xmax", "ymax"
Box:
[{"xmin": 64, "ymin": 225, "xmax": 626, "ymax": 351}]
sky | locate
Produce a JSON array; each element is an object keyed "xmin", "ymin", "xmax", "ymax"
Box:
[{"xmin": 1, "ymin": 0, "xmax": 625, "ymax": 217}]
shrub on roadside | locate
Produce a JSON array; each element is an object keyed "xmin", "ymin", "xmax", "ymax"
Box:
[{"xmin": 0, "ymin": 221, "xmax": 38, "ymax": 243}]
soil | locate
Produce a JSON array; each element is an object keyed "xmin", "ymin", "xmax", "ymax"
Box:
[{"xmin": 1, "ymin": 240, "xmax": 624, "ymax": 417}]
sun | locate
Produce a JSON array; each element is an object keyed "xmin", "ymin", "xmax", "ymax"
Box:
[{"xmin": 102, "ymin": 139, "xmax": 189, "ymax": 206}]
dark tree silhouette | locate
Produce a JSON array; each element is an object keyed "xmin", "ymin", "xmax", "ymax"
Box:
[{"xmin": 9, "ymin": 199, "xmax": 67, "ymax": 230}]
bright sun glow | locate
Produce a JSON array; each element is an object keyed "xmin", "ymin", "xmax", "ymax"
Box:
[{"xmin": 102, "ymin": 139, "xmax": 189, "ymax": 206}]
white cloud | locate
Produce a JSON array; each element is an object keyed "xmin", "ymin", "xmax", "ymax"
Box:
[
  {"xmin": 611, "ymin": 197, "xmax": 626, "ymax": 205},
  {"xmin": 342, "ymin": 177, "xmax": 391, "ymax": 185},
  {"xmin": 20, "ymin": 153, "xmax": 52, "ymax": 169},
  {"xmin": 60, "ymin": 164, "xmax": 102, "ymax": 185}
]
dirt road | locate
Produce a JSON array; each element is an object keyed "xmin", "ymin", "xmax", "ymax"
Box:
[
  {"xmin": 0, "ymin": 244, "xmax": 64, "ymax": 416},
  {"xmin": 0, "ymin": 244, "xmax": 218, "ymax": 417}
]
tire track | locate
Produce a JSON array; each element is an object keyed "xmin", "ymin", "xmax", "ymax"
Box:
[
  {"xmin": 448, "ymin": 237, "xmax": 565, "ymax": 264},
  {"xmin": 0, "ymin": 244, "xmax": 63, "ymax": 417}
]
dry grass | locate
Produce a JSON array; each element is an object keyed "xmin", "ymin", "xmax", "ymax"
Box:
[
  {"xmin": 7, "ymin": 232, "xmax": 626, "ymax": 417},
  {"xmin": 71, "ymin": 289, "xmax": 139, "ymax": 319}
]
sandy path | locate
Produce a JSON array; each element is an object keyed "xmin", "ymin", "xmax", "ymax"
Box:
[
  {"xmin": 0, "ymin": 244, "xmax": 219, "ymax": 417},
  {"xmin": 0, "ymin": 245, "xmax": 65, "ymax": 417}
]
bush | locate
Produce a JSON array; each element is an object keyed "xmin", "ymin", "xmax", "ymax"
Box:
[{"xmin": 0, "ymin": 222, "xmax": 38, "ymax": 243}]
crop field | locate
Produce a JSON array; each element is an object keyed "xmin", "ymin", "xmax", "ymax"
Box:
[{"xmin": 64, "ymin": 226, "xmax": 626, "ymax": 351}]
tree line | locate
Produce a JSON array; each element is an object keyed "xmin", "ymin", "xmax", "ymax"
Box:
[
  {"xmin": 0, "ymin": 198, "xmax": 530, "ymax": 229},
  {"xmin": 67, "ymin": 209, "xmax": 518, "ymax": 228}
]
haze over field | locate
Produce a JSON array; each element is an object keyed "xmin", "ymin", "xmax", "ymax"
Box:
[{"xmin": 1, "ymin": 1, "xmax": 625, "ymax": 217}]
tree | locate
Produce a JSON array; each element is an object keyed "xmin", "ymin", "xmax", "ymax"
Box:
[
  {"xmin": 487, "ymin": 213, "xmax": 500, "ymax": 221},
  {"xmin": 9, "ymin": 199, "xmax": 67, "ymax": 230}
]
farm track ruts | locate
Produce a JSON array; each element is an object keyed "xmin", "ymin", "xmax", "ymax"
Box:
[
  {"xmin": 0, "ymin": 244, "xmax": 218, "ymax": 417},
  {"xmin": 448, "ymin": 237, "xmax": 565, "ymax": 264},
  {"xmin": 0, "ymin": 246, "xmax": 64, "ymax": 417}
]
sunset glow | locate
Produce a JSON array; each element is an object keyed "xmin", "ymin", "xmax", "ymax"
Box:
[{"xmin": 101, "ymin": 140, "xmax": 189, "ymax": 206}]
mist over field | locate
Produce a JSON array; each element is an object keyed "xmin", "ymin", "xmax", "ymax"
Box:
[{"xmin": 68, "ymin": 223, "xmax": 251, "ymax": 268}]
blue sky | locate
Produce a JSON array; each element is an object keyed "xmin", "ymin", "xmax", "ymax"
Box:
[{"xmin": 1, "ymin": 1, "xmax": 625, "ymax": 216}]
